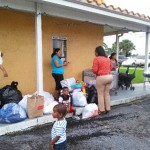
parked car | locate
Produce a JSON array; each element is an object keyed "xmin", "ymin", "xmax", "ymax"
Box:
[
  {"xmin": 118, "ymin": 55, "xmax": 127, "ymax": 66},
  {"xmin": 122, "ymin": 58, "xmax": 136, "ymax": 66},
  {"xmin": 134, "ymin": 55, "xmax": 150, "ymax": 67}
]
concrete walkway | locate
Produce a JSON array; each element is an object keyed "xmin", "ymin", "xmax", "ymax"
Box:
[
  {"xmin": 111, "ymin": 83, "xmax": 150, "ymax": 105},
  {"xmin": 0, "ymin": 83, "xmax": 150, "ymax": 136}
]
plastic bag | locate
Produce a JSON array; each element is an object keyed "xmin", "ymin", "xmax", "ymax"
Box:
[
  {"xmin": 86, "ymin": 85, "xmax": 98, "ymax": 104},
  {"xmin": 0, "ymin": 103, "xmax": 27, "ymax": 123},
  {"xmin": 19, "ymin": 95, "xmax": 32, "ymax": 112},
  {"xmin": 43, "ymin": 101, "xmax": 58, "ymax": 114},
  {"xmin": 33, "ymin": 91, "xmax": 54, "ymax": 107},
  {"xmin": 33, "ymin": 91, "xmax": 54, "ymax": 102},
  {"xmin": 72, "ymin": 92, "xmax": 87, "ymax": 107},
  {"xmin": 60, "ymin": 77, "xmax": 76, "ymax": 91},
  {"xmin": 0, "ymin": 81, "xmax": 22, "ymax": 108},
  {"xmin": 82, "ymin": 103, "xmax": 98, "ymax": 119}
]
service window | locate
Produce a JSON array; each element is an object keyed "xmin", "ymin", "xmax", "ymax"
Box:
[{"xmin": 52, "ymin": 37, "xmax": 67, "ymax": 62}]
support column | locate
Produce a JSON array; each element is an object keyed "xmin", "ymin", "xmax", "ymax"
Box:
[
  {"xmin": 116, "ymin": 34, "xmax": 119, "ymax": 61},
  {"xmin": 35, "ymin": 3, "xmax": 43, "ymax": 95},
  {"xmin": 116, "ymin": 33, "xmax": 123, "ymax": 66},
  {"xmin": 144, "ymin": 31, "xmax": 150, "ymax": 71},
  {"xmin": 143, "ymin": 30, "xmax": 150, "ymax": 90}
]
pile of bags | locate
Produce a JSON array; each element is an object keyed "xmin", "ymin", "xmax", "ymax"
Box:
[
  {"xmin": 0, "ymin": 81, "xmax": 25, "ymax": 123},
  {"xmin": 19, "ymin": 91, "xmax": 57, "ymax": 118},
  {"xmin": 61, "ymin": 77, "xmax": 98, "ymax": 105},
  {"xmin": 61, "ymin": 77, "xmax": 87, "ymax": 93},
  {"xmin": 61, "ymin": 77, "xmax": 98, "ymax": 119},
  {"xmin": 0, "ymin": 81, "xmax": 58, "ymax": 123},
  {"xmin": 61, "ymin": 77, "xmax": 87, "ymax": 107},
  {"xmin": 0, "ymin": 77, "xmax": 99, "ymax": 123}
]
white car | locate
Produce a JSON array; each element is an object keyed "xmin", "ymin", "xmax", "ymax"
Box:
[
  {"xmin": 134, "ymin": 55, "xmax": 150, "ymax": 67},
  {"xmin": 122, "ymin": 58, "xmax": 136, "ymax": 66}
]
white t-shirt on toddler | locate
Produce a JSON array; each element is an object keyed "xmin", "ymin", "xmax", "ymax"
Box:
[{"xmin": 51, "ymin": 118, "xmax": 67, "ymax": 144}]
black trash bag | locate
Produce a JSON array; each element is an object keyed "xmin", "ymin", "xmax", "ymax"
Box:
[
  {"xmin": 86, "ymin": 85, "xmax": 98, "ymax": 104},
  {"xmin": 0, "ymin": 81, "xmax": 22, "ymax": 108}
]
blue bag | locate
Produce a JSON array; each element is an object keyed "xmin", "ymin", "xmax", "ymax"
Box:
[{"xmin": 0, "ymin": 103, "xmax": 27, "ymax": 123}]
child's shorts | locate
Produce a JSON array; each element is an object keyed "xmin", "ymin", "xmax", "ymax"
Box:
[
  {"xmin": 54, "ymin": 140, "xmax": 67, "ymax": 150},
  {"xmin": 68, "ymin": 106, "xmax": 73, "ymax": 113}
]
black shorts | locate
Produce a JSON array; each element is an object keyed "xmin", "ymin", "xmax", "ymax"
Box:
[{"xmin": 52, "ymin": 73, "xmax": 64, "ymax": 90}]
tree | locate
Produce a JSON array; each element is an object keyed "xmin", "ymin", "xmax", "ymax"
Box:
[
  {"xmin": 103, "ymin": 43, "xmax": 112, "ymax": 55},
  {"xmin": 112, "ymin": 39, "xmax": 136, "ymax": 57},
  {"xmin": 112, "ymin": 42, "xmax": 117, "ymax": 53}
]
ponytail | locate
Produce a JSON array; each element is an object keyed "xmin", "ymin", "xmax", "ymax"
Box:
[
  {"xmin": 109, "ymin": 52, "xmax": 116, "ymax": 59},
  {"xmin": 51, "ymin": 48, "xmax": 60, "ymax": 58}
]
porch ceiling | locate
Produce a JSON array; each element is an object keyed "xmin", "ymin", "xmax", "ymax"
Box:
[
  {"xmin": 0, "ymin": 0, "xmax": 150, "ymax": 34},
  {"xmin": 104, "ymin": 25, "xmax": 130, "ymax": 36}
]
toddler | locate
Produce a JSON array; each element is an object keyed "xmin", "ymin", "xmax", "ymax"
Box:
[
  {"xmin": 50, "ymin": 103, "xmax": 67, "ymax": 150},
  {"xmin": 59, "ymin": 87, "xmax": 80, "ymax": 120}
]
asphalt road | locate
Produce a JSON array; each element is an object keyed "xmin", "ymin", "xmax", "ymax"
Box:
[{"xmin": 0, "ymin": 98, "xmax": 150, "ymax": 150}]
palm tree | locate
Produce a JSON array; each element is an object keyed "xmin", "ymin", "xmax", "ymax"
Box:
[
  {"xmin": 103, "ymin": 43, "xmax": 112, "ymax": 55},
  {"xmin": 111, "ymin": 39, "xmax": 136, "ymax": 57},
  {"xmin": 120, "ymin": 40, "xmax": 135, "ymax": 57}
]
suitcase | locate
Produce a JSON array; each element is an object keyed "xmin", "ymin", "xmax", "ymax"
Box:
[{"xmin": 82, "ymin": 69, "xmax": 96, "ymax": 85}]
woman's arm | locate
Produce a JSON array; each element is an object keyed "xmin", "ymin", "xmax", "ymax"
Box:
[
  {"xmin": 54, "ymin": 60, "xmax": 64, "ymax": 67},
  {"xmin": 92, "ymin": 58, "xmax": 98, "ymax": 74},
  {"xmin": 110, "ymin": 61, "xmax": 113, "ymax": 70},
  {"xmin": 0, "ymin": 65, "xmax": 8, "ymax": 77},
  {"xmin": 54, "ymin": 60, "xmax": 68, "ymax": 67}
]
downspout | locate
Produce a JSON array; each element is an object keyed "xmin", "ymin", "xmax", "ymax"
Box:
[{"xmin": 35, "ymin": 3, "xmax": 44, "ymax": 95}]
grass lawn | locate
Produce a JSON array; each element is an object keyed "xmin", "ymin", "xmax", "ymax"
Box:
[{"xmin": 119, "ymin": 67, "xmax": 144, "ymax": 83}]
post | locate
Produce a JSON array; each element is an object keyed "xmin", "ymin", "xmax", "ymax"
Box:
[
  {"xmin": 144, "ymin": 32, "xmax": 150, "ymax": 71},
  {"xmin": 116, "ymin": 34, "xmax": 119, "ymax": 61},
  {"xmin": 35, "ymin": 3, "xmax": 43, "ymax": 95},
  {"xmin": 143, "ymin": 30, "xmax": 150, "ymax": 90},
  {"xmin": 116, "ymin": 33, "xmax": 123, "ymax": 67}
]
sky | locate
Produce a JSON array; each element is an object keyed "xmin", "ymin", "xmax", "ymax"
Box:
[
  {"xmin": 104, "ymin": 0, "xmax": 150, "ymax": 55},
  {"xmin": 105, "ymin": 0, "xmax": 150, "ymax": 16}
]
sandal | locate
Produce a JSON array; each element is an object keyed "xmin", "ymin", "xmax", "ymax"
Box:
[
  {"xmin": 98, "ymin": 110, "xmax": 105, "ymax": 115},
  {"xmin": 104, "ymin": 110, "xmax": 110, "ymax": 114}
]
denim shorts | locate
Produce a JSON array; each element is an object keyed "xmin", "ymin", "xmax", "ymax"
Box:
[{"xmin": 54, "ymin": 140, "xmax": 67, "ymax": 150}]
